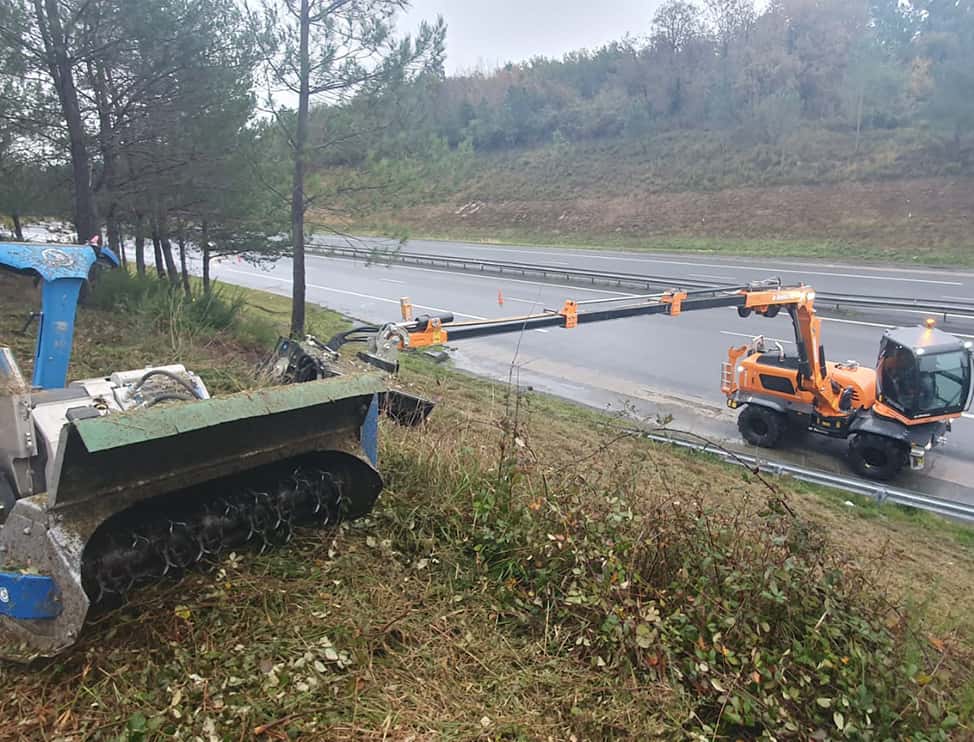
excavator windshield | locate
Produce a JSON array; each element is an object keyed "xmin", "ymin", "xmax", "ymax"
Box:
[{"xmin": 879, "ymin": 345, "xmax": 971, "ymax": 418}]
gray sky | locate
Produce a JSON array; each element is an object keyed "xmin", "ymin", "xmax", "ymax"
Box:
[{"xmin": 400, "ymin": 1, "xmax": 660, "ymax": 74}]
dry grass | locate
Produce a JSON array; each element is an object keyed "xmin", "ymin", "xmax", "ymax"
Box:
[
  {"xmin": 1, "ymin": 274, "xmax": 973, "ymax": 739},
  {"xmin": 328, "ymin": 128, "xmax": 974, "ymax": 265}
]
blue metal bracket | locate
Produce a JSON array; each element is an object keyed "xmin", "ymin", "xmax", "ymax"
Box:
[
  {"xmin": 0, "ymin": 242, "xmax": 119, "ymax": 389},
  {"xmin": 0, "ymin": 572, "xmax": 62, "ymax": 620},
  {"xmin": 361, "ymin": 394, "xmax": 380, "ymax": 466}
]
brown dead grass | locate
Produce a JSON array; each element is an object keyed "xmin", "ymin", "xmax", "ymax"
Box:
[
  {"xmin": 354, "ymin": 176, "xmax": 974, "ymax": 265},
  {"xmin": 0, "ymin": 277, "xmax": 972, "ymax": 739},
  {"xmin": 397, "ymin": 358, "xmax": 974, "ymax": 644}
]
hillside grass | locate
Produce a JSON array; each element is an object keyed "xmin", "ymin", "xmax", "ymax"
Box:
[
  {"xmin": 1, "ymin": 270, "xmax": 973, "ymax": 739},
  {"xmin": 324, "ymin": 127, "xmax": 974, "ymax": 266}
]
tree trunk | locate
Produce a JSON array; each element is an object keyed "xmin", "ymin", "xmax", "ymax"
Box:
[
  {"xmin": 152, "ymin": 222, "xmax": 165, "ymax": 279},
  {"xmin": 201, "ymin": 221, "xmax": 211, "ymax": 294},
  {"xmin": 160, "ymin": 233, "xmax": 179, "ymax": 286},
  {"xmin": 106, "ymin": 214, "xmax": 121, "ymax": 256},
  {"xmin": 135, "ymin": 213, "xmax": 146, "ymax": 276},
  {"xmin": 289, "ymin": 0, "xmax": 311, "ymax": 337},
  {"xmin": 117, "ymin": 228, "xmax": 127, "ymax": 268},
  {"xmin": 177, "ymin": 227, "xmax": 191, "ymax": 298},
  {"xmin": 11, "ymin": 213, "xmax": 24, "ymax": 242},
  {"xmin": 33, "ymin": 0, "xmax": 98, "ymax": 243},
  {"xmin": 89, "ymin": 60, "xmax": 120, "ymax": 250}
]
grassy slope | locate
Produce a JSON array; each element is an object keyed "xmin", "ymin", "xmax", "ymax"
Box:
[
  {"xmin": 0, "ymin": 272, "xmax": 973, "ymax": 739},
  {"xmin": 337, "ymin": 128, "xmax": 974, "ymax": 265}
]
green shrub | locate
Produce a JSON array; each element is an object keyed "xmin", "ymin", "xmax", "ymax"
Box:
[
  {"xmin": 91, "ymin": 271, "xmax": 246, "ymax": 352},
  {"xmin": 379, "ymin": 412, "xmax": 964, "ymax": 739}
]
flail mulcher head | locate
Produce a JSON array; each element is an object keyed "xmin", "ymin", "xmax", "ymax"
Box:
[{"xmin": 0, "ymin": 374, "xmax": 388, "ymax": 662}]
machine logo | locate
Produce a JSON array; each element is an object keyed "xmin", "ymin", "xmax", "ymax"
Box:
[
  {"xmin": 0, "ymin": 587, "xmax": 8, "ymax": 603},
  {"xmin": 42, "ymin": 248, "xmax": 74, "ymax": 268}
]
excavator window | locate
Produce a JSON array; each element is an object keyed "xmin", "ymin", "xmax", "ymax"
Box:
[
  {"xmin": 879, "ymin": 342, "xmax": 971, "ymax": 417},
  {"xmin": 918, "ymin": 351, "xmax": 970, "ymax": 413}
]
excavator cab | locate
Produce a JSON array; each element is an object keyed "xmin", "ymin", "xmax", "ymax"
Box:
[{"xmin": 876, "ymin": 326, "xmax": 973, "ymax": 421}]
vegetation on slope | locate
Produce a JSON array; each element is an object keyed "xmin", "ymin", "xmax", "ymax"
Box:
[
  {"xmin": 343, "ymin": 130, "xmax": 974, "ymax": 264},
  {"xmin": 0, "ymin": 274, "xmax": 972, "ymax": 739}
]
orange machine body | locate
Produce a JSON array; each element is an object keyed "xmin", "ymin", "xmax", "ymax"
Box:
[{"xmin": 391, "ymin": 281, "xmax": 971, "ymax": 478}]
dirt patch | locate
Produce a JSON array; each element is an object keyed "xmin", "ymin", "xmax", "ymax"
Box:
[{"xmin": 371, "ymin": 177, "xmax": 974, "ymax": 260}]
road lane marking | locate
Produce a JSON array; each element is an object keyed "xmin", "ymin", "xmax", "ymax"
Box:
[
  {"xmin": 945, "ymin": 295, "xmax": 974, "ymax": 301},
  {"xmin": 395, "ymin": 244, "xmax": 966, "ymax": 285},
  {"xmin": 964, "ymin": 414, "xmax": 974, "ymax": 420},
  {"xmin": 307, "ymin": 252, "xmax": 642, "ymax": 297},
  {"xmin": 820, "ymin": 316, "xmax": 974, "ymax": 338},
  {"xmin": 220, "ymin": 267, "xmax": 488, "ymax": 320},
  {"xmin": 582, "ymin": 258, "xmax": 964, "ymax": 286},
  {"xmin": 721, "ymin": 331, "xmax": 794, "ymax": 344},
  {"xmin": 379, "ymin": 278, "xmax": 405, "ymax": 285},
  {"xmin": 217, "ymin": 265, "xmax": 974, "ymax": 339}
]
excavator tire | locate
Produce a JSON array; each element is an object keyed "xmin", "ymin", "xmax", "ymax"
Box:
[
  {"xmin": 737, "ymin": 405, "xmax": 785, "ymax": 448},
  {"xmin": 848, "ymin": 433, "xmax": 906, "ymax": 481}
]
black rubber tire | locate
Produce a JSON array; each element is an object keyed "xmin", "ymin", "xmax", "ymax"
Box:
[
  {"xmin": 849, "ymin": 433, "xmax": 907, "ymax": 481},
  {"xmin": 737, "ymin": 306, "xmax": 752, "ymax": 318},
  {"xmin": 763, "ymin": 304, "xmax": 781, "ymax": 318},
  {"xmin": 737, "ymin": 405, "xmax": 786, "ymax": 448}
]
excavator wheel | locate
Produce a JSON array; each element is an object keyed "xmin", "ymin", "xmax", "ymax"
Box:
[
  {"xmin": 848, "ymin": 433, "xmax": 906, "ymax": 481},
  {"xmin": 737, "ymin": 405, "xmax": 785, "ymax": 448}
]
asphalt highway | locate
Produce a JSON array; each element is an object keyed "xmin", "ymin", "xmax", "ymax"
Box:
[
  {"xmin": 206, "ymin": 239, "xmax": 974, "ymax": 505},
  {"xmin": 312, "ymin": 234, "xmax": 974, "ymax": 303}
]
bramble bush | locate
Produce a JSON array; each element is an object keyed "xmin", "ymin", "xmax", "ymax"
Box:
[{"xmin": 379, "ymin": 407, "xmax": 964, "ymax": 739}]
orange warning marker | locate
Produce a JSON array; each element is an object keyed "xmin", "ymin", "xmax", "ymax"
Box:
[
  {"xmin": 400, "ymin": 296, "xmax": 413, "ymax": 321},
  {"xmin": 497, "ymin": 289, "xmax": 504, "ymax": 306}
]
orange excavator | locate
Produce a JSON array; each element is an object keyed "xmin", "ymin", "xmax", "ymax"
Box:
[{"xmin": 345, "ymin": 279, "xmax": 972, "ymax": 481}]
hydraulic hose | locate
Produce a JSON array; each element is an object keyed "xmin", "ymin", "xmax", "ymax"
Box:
[{"xmin": 133, "ymin": 369, "xmax": 204, "ymax": 399}]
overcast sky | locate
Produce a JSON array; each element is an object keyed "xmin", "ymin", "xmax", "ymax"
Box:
[{"xmin": 399, "ymin": 0, "xmax": 660, "ymax": 74}]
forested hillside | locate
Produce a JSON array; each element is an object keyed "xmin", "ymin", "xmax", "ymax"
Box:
[
  {"xmin": 321, "ymin": 0, "xmax": 974, "ymax": 164},
  {"xmin": 306, "ymin": 0, "xmax": 974, "ymax": 261},
  {"xmin": 2, "ymin": 0, "xmax": 973, "ymax": 264}
]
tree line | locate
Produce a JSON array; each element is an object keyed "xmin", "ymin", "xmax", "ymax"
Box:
[
  {"xmin": 0, "ymin": 0, "xmax": 443, "ymax": 334},
  {"xmin": 311, "ymin": 0, "xmax": 973, "ymax": 167},
  {"xmin": 0, "ymin": 0, "xmax": 971, "ymax": 334}
]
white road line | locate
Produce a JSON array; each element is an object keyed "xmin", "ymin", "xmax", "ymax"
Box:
[
  {"xmin": 821, "ymin": 315, "xmax": 974, "ymax": 338},
  {"xmin": 963, "ymin": 413, "xmax": 974, "ymax": 420},
  {"xmin": 218, "ymin": 264, "xmax": 974, "ymax": 338},
  {"xmin": 847, "ymin": 306, "xmax": 974, "ymax": 320},
  {"xmin": 720, "ymin": 331, "xmax": 794, "ymax": 344},
  {"xmin": 504, "ymin": 296, "xmax": 545, "ymax": 306},
  {"xmin": 405, "ymin": 244, "xmax": 965, "ymax": 285},
  {"xmin": 379, "ymin": 278, "xmax": 405, "ymax": 285},
  {"xmin": 610, "ymin": 259, "xmax": 963, "ymax": 285},
  {"xmin": 945, "ymin": 295, "xmax": 974, "ymax": 302},
  {"xmin": 307, "ymin": 252, "xmax": 642, "ymax": 297},
  {"xmin": 220, "ymin": 267, "xmax": 488, "ymax": 320}
]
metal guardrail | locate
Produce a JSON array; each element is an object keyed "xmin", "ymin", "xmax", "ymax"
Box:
[
  {"xmin": 307, "ymin": 241, "xmax": 974, "ymax": 321},
  {"xmin": 639, "ymin": 431, "xmax": 974, "ymax": 522},
  {"xmin": 304, "ymin": 240, "xmax": 974, "ymax": 520}
]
